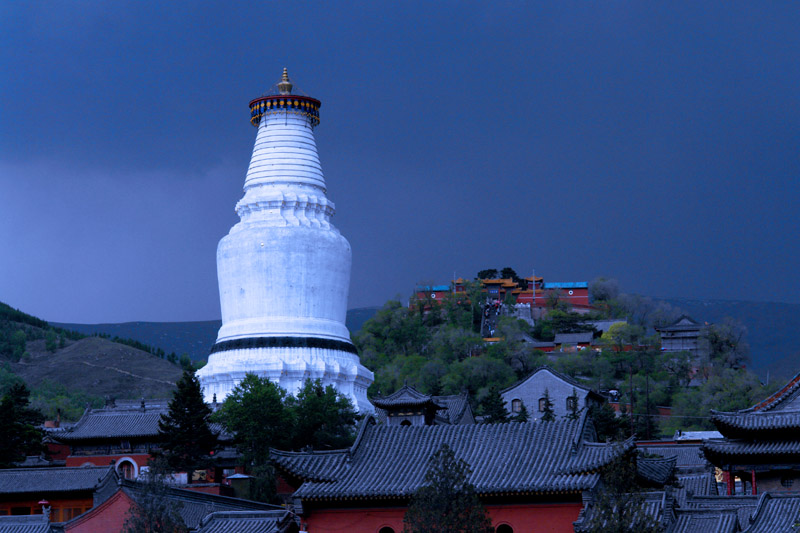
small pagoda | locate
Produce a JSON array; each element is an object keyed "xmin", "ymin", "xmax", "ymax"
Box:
[
  {"xmin": 702, "ymin": 371, "xmax": 800, "ymax": 495},
  {"xmin": 370, "ymin": 385, "xmax": 448, "ymax": 426}
]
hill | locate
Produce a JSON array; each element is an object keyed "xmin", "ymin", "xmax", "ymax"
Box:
[
  {"xmin": 0, "ymin": 301, "xmax": 184, "ymax": 421},
  {"xmin": 53, "ymin": 306, "xmax": 382, "ymax": 361},
  {"xmin": 10, "ymin": 336, "xmax": 181, "ymax": 400}
]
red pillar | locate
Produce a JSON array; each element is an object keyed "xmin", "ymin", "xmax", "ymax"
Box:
[
  {"xmin": 751, "ymin": 470, "xmax": 757, "ymax": 495},
  {"xmin": 725, "ymin": 470, "xmax": 733, "ymax": 496}
]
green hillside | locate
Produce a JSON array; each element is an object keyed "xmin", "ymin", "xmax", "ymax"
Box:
[{"xmin": 0, "ymin": 302, "xmax": 182, "ymax": 421}]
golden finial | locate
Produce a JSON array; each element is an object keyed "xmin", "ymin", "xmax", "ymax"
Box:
[{"xmin": 277, "ymin": 67, "xmax": 293, "ymax": 95}]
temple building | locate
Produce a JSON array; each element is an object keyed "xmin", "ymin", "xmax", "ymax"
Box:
[
  {"xmin": 371, "ymin": 385, "xmax": 474, "ymax": 426},
  {"xmin": 272, "ymin": 415, "xmax": 632, "ymax": 533},
  {"xmin": 655, "ymin": 315, "xmax": 705, "ymax": 355},
  {"xmin": 702, "ymin": 370, "xmax": 800, "ymax": 495},
  {"xmin": 197, "ymin": 69, "xmax": 373, "ymax": 412}
]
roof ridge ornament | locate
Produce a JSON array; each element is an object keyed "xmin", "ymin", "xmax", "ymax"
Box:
[{"xmin": 277, "ymin": 67, "xmax": 293, "ymax": 95}]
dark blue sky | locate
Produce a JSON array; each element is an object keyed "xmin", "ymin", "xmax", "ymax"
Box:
[{"xmin": 1, "ymin": 2, "xmax": 798, "ymax": 323}]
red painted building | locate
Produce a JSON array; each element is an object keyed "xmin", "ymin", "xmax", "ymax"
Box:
[{"xmin": 272, "ymin": 415, "xmax": 631, "ymax": 533}]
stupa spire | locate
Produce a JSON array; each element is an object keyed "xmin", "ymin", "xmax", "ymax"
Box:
[{"xmin": 277, "ymin": 67, "xmax": 293, "ymax": 95}]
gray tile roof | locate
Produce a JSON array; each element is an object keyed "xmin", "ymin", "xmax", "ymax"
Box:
[
  {"xmin": 433, "ymin": 393, "xmax": 473, "ymax": 424},
  {"xmin": 674, "ymin": 473, "xmax": 718, "ymax": 507},
  {"xmin": 637, "ymin": 455, "xmax": 676, "ymax": 486},
  {"xmin": 0, "ymin": 466, "xmax": 114, "ymax": 495},
  {"xmin": 743, "ymin": 493, "xmax": 800, "ymax": 532},
  {"xmin": 574, "ymin": 491, "xmax": 672, "ymax": 532},
  {"xmin": 119, "ymin": 480, "xmax": 281, "ymax": 529},
  {"xmin": 196, "ymin": 511, "xmax": 299, "ymax": 533},
  {"xmin": 702, "ymin": 438, "xmax": 800, "ymax": 458},
  {"xmin": 639, "ymin": 444, "xmax": 709, "ymax": 470},
  {"xmin": 272, "ymin": 415, "xmax": 632, "ymax": 501},
  {"xmin": 656, "ymin": 315, "xmax": 702, "ymax": 332},
  {"xmin": 0, "ymin": 515, "xmax": 53, "ymax": 533},
  {"xmin": 371, "ymin": 385, "xmax": 444, "ymax": 410},
  {"xmin": 684, "ymin": 495, "xmax": 759, "ymax": 530},
  {"xmin": 670, "ymin": 508, "xmax": 740, "ymax": 533},
  {"xmin": 711, "ymin": 410, "xmax": 800, "ymax": 433},
  {"xmin": 554, "ymin": 332, "xmax": 594, "ymax": 344},
  {"xmin": 55, "ymin": 401, "xmax": 170, "ymax": 441}
]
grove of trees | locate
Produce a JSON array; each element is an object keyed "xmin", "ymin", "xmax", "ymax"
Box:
[{"xmin": 354, "ymin": 274, "xmax": 777, "ymax": 437}]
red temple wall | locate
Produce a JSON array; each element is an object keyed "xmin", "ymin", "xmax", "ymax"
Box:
[
  {"xmin": 0, "ymin": 496, "xmax": 93, "ymax": 523},
  {"xmin": 304, "ymin": 502, "xmax": 583, "ymax": 533},
  {"xmin": 65, "ymin": 454, "xmax": 150, "ymax": 472},
  {"xmin": 64, "ymin": 491, "xmax": 133, "ymax": 533}
]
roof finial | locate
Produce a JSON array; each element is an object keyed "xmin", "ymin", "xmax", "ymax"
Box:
[{"xmin": 277, "ymin": 67, "xmax": 293, "ymax": 95}]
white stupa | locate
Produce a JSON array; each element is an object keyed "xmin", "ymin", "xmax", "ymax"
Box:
[{"xmin": 197, "ymin": 69, "xmax": 374, "ymax": 412}]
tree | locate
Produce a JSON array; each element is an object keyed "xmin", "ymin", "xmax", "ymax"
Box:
[
  {"xmin": 480, "ymin": 387, "xmax": 508, "ymax": 424},
  {"xmin": 565, "ymin": 388, "xmax": 580, "ymax": 420},
  {"xmin": 123, "ymin": 458, "xmax": 188, "ymax": 533},
  {"xmin": 403, "ymin": 444, "xmax": 493, "ymax": 533},
  {"xmin": 215, "ymin": 374, "xmax": 294, "ymax": 463},
  {"xmin": 515, "ymin": 401, "xmax": 529, "ymax": 423},
  {"xmin": 476, "ymin": 269, "xmax": 498, "ymax": 280},
  {"xmin": 213, "ymin": 374, "xmax": 293, "ymax": 503},
  {"xmin": 700, "ymin": 319, "xmax": 750, "ymax": 371},
  {"xmin": 581, "ymin": 451, "xmax": 664, "ymax": 533},
  {"xmin": 588, "ymin": 402, "xmax": 626, "ymax": 442},
  {"xmin": 157, "ymin": 371, "xmax": 218, "ymax": 477},
  {"xmin": 291, "ymin": 379, "xmax": 358, "ymax": 450},
  {"xmin": 540, "ymin": 389, "xmax": 555, "ymax": 422},
  {"xmin": 499, "ymin": 267, "xmax": 519, "ymax": 282},
  {"xmin": 0, "ymin": 383, "xmax": 44, "ymax": 467}
]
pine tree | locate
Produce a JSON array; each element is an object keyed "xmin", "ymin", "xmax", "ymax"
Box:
[
  {"xmin": 403, "ymin": 444, "xmax": 494, "ymax": 533},
  {"xmin": 0, "ymin": 383, "xmax": 44, "ymax": 467},
  {"xmin": 565, "ymin": 387, "xmax": 580, "ymax": 420},
  {"xmin": 541, "ymin": 389, "xmax": 555, "ymax": 422},
  {"xmin": 157, "ymin": 371, "xmax": 218, "ymax": 477},
  {"xmin": 481, "ymin": 387, "xmax": 508, "ymax": 424},
  {"xmin": 515, "ymin": 401, "xmax": 529, "ymax": 423}
]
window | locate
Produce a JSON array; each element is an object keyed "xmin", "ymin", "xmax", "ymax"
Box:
[
  {"xmin": 496, "ymin": 525, "xmax": 514, "ymax": 533},
  {"xmin": 511, "ymin": 399, "xmax": 522, "ymax": 413},
  {"xmin": 781, "ymin": 477, "xmax": 794, "ymax": 488},
  {"xmin": 566, "ymin": 397, "xmax": 578, "ymax": 411},
  {"xmin": 538, "ymin": 398, "xmax": 547, "ymax": 412},
  {"xmin": 400, "ymin": 420, "xmax": 412, "ymax": 427}
]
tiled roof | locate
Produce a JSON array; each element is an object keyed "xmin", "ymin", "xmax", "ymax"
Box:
[
  {"xmin": 196, "ymin": 511, "xmax": 298, "ymax": 533},
  {"xmin": 371, "ymin": 385, "xmax": 444, "ymax": 410},
  {"xmin": 711, "ymin": 410, "xmax": 800, "ymax": 433},
  {"xmin": 655, "ymin": 315, "xmax": 702, "ymax": 332},
  {"xmin": 702, "ymin": 438, "xmax": 800, "ymax": 458},
  {"xmin": 674, "ymin": 473, "xmax": 718, "ymax": 507},
  {"xmin": 0, "ymin": 466, "xmax": 113, "ymax": 495},
  {"xmin": 554, "ymin": 332, "xmax": 594, "ymax": 344},
  {"xmin": 639, "ymin": 444, "xmax": 708, "ymax": 470},
  {"xmin": 272, "ymin": 415, "xmax": 632, "ymax": 501},
  {"xmin": 684, "ymin": 495, "xmax": 759, "ymax": 530},
  {"xmin": 743, "ymin": 493, "xmax": 800, "ymax": 532},
  {"xmin": 0, "ymin": 515, "xmax": 53, "ymax": 533},
  {"xmin": 637, "ymin": 455, "xmax": 676, "ymax": 485},
  {"xmin": 120, "ymin": 480, "xmax": 281, "ymax": 529},
  {"xmin": 671, "ymin": 508, "xmax": 739, "ymax": 533},
  {"xmin": 432, "ymin": 394, "xmax": 473, "ymax": 424},
  {"xmin": 55, "ymin": 401, "xmax": 171, "ymax": 441},
  {"xmin": 574, "ymin": 491, "xmax": 672, "ymax": 532}
]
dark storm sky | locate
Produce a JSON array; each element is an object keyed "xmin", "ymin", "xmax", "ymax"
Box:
[{"xmin": 1, "ymin": 2, "xmax": 798, "ymax": 323}]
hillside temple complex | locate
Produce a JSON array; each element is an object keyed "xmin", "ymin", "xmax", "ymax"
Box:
[{"xmin": 197, "ymin": 70, "xmax": 374, "ymax": 412}]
